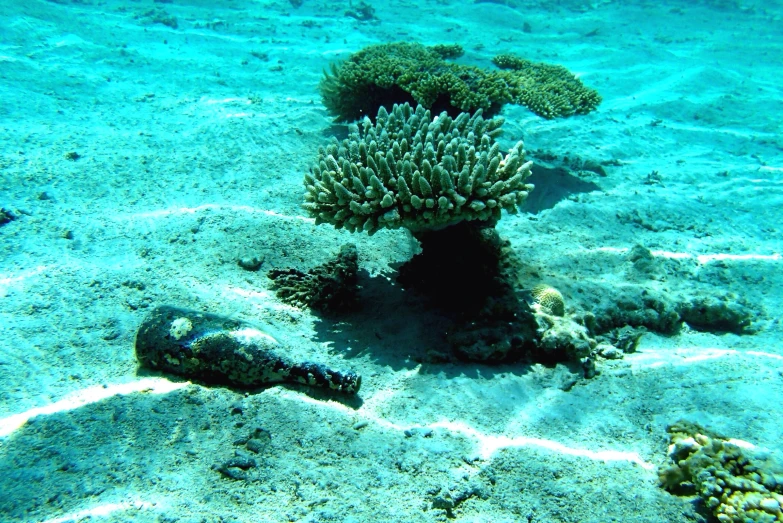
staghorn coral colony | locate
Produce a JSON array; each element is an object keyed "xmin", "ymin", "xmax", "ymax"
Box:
[{"xmin": 303, "ymin": 103, "xmax": 534, "ymax": 235}]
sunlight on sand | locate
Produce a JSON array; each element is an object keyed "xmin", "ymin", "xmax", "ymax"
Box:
[{"xmin": 0, "ymin": 378, "xmax": 189, "ymax": 438}]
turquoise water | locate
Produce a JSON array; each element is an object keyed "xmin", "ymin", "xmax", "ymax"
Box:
[{"xmin": 1, "ymin": 1, "xmax": 782, "ymax": 522}]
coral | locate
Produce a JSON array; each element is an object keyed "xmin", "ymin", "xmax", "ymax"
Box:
[
  {"xmin": 531, "ymin": 284, "xmax": 565, "ymax": 316},
  {"xmin": 169, "ymin": 317, "xmax": 193, "ymax": 341},
  {"xmin": 319, "ymin": 42, "xmax": 502, "ymax": 121},
  {"xmin": 660, "ymin": 420, "xmax": 783, "ymax": 523},
  {"xmin": 268, "ymin": 244, "xmax": 359, "ymax": 313},
  {"xmin": 492, "ymin": 54, "xmax": 602, "ymax": 119},
  {"xmin": 429, "ymin": 43, "xmax": 465, "ymax": 60},
  {"xmin": 319, "ymin": 42, "xmax": 601, "ymax": 121},
  {"xmin": 301, "ymin": 105, "xmax": 602, "ymax": 365},
  {"xmin": 303, "ymin": 103, "xmax": 533, "ymax": 235}
]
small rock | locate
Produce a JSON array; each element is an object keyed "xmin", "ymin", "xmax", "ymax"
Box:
[
  {"xmin": 246, "ymin": 427, "xmax": 272, "ymax": 453},
  {"xmin": 596, "ymin": 343, "xmax": 624, "ymax": 360},
  {"xmin": 582, "ymin": 356, "xmax": 597, "ymax": 379},
  {"xmin": 238, "ymin": 255, "xmax": 265, "ymax": 271},
  {"xmin": 0, "ymin": 208, "xmax": 16, "ymax": 226},
  {"xmin": 215, "ymin": 456, "xmax": 257, "ymax": 480}
]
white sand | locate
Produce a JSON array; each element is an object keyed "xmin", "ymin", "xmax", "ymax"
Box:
[{"xmin": 1, "ymin": 0, "xmax": 782, "ymax": 521}]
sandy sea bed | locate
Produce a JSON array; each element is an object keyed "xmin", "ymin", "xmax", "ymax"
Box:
[{"xmin": 1, "ymin": 0, "xmax": 782, "ymax": 521}]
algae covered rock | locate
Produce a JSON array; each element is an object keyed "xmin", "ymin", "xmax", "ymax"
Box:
[
  {"xmin": 527, "ymin": 284, "xmax": 598, "ymax": 366},
  {"xmin": 303, "ymin": 102, "xmax": 534, "ymax": 235},
  {"xmin": 585, "ymin": 284, "xmax": 758, "ymax": 336},
  {"xmin": 320, "ymin": 42, "xmax": 601, "ymax": 121},
  {"xmin": 680, "ymin": 295, "xmax": 755, "ymax": 334},
  {"xmin": 589, "ymin": 286, "xmax": 685, "ymax": 335},
  {"xmin": 534, "ymin": 312, "xmax": 595, "ymax": 361}
]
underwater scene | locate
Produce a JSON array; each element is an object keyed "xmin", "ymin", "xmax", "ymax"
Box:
[{"xmin": 1, "ymin": 0, "xmax": 782, "ymax": 521}]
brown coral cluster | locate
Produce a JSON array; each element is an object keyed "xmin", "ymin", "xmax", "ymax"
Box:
[
  {"xmin": 660, "ymin": 421, "xmax": 783, "ymax": 523},
  {"xmin": 268, "ymin": 244, "xmax": 359, "ymax": 313},
  {"xmin": 492, "ymin": 54, "xmax": 602, "ymax": 119},
  {"xmin": 320, "ymin": 42, "xmax": 601, "ymax": 121}
]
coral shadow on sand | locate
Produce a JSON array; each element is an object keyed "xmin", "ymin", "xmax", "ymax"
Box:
[{"xmin": 521, "ymin": 164, "xmax": 602, "ymax": 214}]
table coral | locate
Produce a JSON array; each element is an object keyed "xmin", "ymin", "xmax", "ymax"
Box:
[
  {"xmin": 319, "ymin": 42, "xmax": 601, "ymax": 121},
  {"xmin": 492, "ymin": 53, "xmax": 602, "ymax": 119}
]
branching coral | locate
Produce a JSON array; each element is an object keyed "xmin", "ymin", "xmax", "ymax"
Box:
[{"xmin": 303, "ymin": 102, "xmax": 534, "ymax": 235}]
